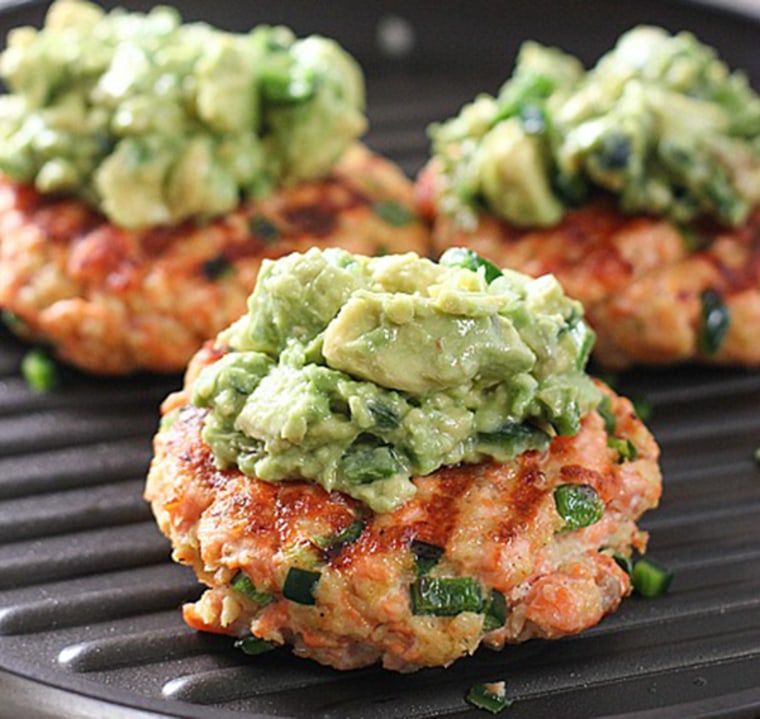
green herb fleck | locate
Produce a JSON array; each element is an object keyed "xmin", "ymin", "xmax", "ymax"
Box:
[
  {"xmin": 21, "ymin": 348, "xmax": 59, "ymax": 393},
  {"xmin": 372, "ymin": 200, "xmax": 415, "ymax": 226},
  {"xmin": 249, "ymin": 215, "xmax": 280, "ymax": 243},
  {"xmin": 483, "ymin": 589, "xmax": 507, "ymax": 632},
  {"xmin": 439, "ymin": 247, "xmax": 503, "ymax": 283},
  {"xmin": 201, "ymin": 253, "xmax": 233, "ymax": 281}
]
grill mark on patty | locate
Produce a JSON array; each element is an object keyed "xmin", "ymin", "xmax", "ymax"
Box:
[
  {"xmin": 494, "ymin": 457, "xmax": 547, "ymax": 544},
  {"xmin": 281, "ymin": 178, "xmax": 369, "ymax": 237}
]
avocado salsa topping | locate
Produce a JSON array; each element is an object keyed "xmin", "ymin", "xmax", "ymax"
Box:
[
  {"xmin": 0, "ymin": 0, "xmax": 366, "ymax": 228},
  {"xmin": 430, "ymin": 26, "xmax": 760, "ymax": 229},
  {"xmin": 193, "ymin": 248, "xmax": 601, "ymax": 513}
]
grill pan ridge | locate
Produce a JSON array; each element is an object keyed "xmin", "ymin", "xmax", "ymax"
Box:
[{"xmin": 0, "ymin": 1, "xmax": 759, "ymax": 717}]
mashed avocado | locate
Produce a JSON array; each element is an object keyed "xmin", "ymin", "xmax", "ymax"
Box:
[
  {"xmin": 0, "ymin": 0, "xmax": 366, "ymax": 228},
  {"xmin": 193, "ymin": 248, "xmax": 600, "ymax": 513},
  {"xmin": 431, "ymin": 26, "xmax": 760, "ymax": 228}
]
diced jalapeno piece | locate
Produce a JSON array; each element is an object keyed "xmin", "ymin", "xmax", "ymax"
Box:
[
  {"xmin": 21, "ymin": 348, "xmax": 59, "ymax": 393},
  {"xmin": 341, "ymin": 445, "xmax": 402, "ymax": 484},
  {"xmin": 372, "ymin": 200, "xmax": 415, "ymax": 226},
  {"xmin": 410, "ymin": 576, "xmax": 484, "ymax": 616},
  {"xmin": 632, "ymin": 558, "xmax": 673, "ymax": 598},
  {"xmin": 439, "ymin": 247, "xmax": 503, "ymax": 283},
  {"xmin": 611, "ymin": 552, "xmax": 634, "ymax": 577},
  {"xmin": 410, "ymin": 539, "xmax": 444, "ymax": 577},
  {"xmin": 554, "ymin": 483, "xmax": 604, "ymax": 530},
  {"xmin": 231, "ymin": 571, "xmax": 273, "ymax": 606},
  {"xmin": 607, "ymin": 436, "xmax": 638, "ymax": 462},
  {"xmin": 366, "ymin": 400, "xmax": 400, "ymax": 430},
  {"xmin": 483, "ymin": 589, "xmax": 507, "ymax": 632},
  {"xmin": 234, "ymin": 635, "xmax": 276, "ymax": 656},
  {"xmin": 698, "ymin": 289, "xmax": 730, "ymax": 356},
  {"xmin": 466, "ymin": 681, "xmax": 513, "ymax": 714},
  {"xmin": 597, "ymin": 395, "xmax": 617, "ymax": 435},
  {"xmin": 283, "ymin": 567, "xmax": 321, "ymax": 605}
]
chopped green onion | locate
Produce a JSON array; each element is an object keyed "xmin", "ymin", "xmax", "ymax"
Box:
[
  {"xmin": 282, "ymin": 567, "xmax": 321, "ymax": 605},
  {"xmin": 554, "ymin": 483, "xmax": 604, "ymax": 531},
  {"xmin": 632, "ymin": 558, "xmax": 673, "ymax": 598},
  {"xmin": 234, "ymin": 635, "xmax": 276, "ymax": 656},
  {"xmin": 607, "ymin": 437, "xmax": 639, "ymax": 462},
  {"xmin": 597, "ymin": 395, "xmax": 616, "ymax": 434},
  {"xmin": 439, "ymin": 247, "xmax": 503, "ymax": 283},
  {"xmin": 372, "ymin": 200, "xmax": 415, "ymax": 226},
  {"xmin": 466, "ymin": 681, "xmax": 513, "ymax": 714},
  {"xmin": 698, "ymin": 290, "xmax": 730, "ymax": 356},
  {"xmin": 314, "ymin": 519, "xmax": 365, "ymax": 551},
  {"xmin": 411, "ymin": 539, "xmax": 444, "ymax": 577},
  {"xmin": 21, "ymin": 348, "xmax": 59, "ymax": 393},
  {"xmin": 231, "ymin": 572, "xmax": 274, "ymax": 606},
  {"xmin": 483, "ymin": 589, "xmax": 507, "ymax": 632},
  {"xmin": 410, "ymin": 576, "xmax": 483, "ymax": 616}
]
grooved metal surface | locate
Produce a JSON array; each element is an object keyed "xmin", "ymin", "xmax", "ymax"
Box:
[{"xmin": 0, "ymin": 2, "xmax": 759, "ymax": 718}]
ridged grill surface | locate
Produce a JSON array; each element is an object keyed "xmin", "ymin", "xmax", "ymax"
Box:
[{"xmin": 1, "ymin": 1, "xmax": 760, "ymax": 718}]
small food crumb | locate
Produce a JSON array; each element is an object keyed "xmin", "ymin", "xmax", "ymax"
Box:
[
  {"xmin": 21, "ymin": 348, "xmax": 59, "ymax": 393},
  {"xmin": 466, "ymin": 681, "xmax": 513, "ymax": 713}
]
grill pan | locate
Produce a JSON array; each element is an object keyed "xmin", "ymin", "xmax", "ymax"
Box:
[{"xmin": 0, "ymin": 1, "xmax": 759, "ymax": 717}]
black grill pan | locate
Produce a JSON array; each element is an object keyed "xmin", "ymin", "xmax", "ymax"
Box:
[{"xmin": 1, "ymin": 1, "xmax": 759, "ymax": 717}]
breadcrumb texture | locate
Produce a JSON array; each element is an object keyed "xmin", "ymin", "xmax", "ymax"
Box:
[
  {"xmin": 0, "ymin": 144, "xmax": 428, "ymax": 374},
  {"xmin": 145, "ymin": 343, "xmax": 662, "ymax": 672},
  {"xmin": 417, "ymin": 161, "xmax": 760, "ymax": 369}
]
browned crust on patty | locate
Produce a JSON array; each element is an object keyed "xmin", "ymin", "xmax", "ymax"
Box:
[
  {"xmin": 145, "ymin": 343, "xmax": 662, "ymax": 672},
  {"xmin": 417, "ymin": 160, "xmax": 760, "ymax": 369},
  {"xmin": 0, "ymin": 144, "xmax": 430, "ymax": 374}
]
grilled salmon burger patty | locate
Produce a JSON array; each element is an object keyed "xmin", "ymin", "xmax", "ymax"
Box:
[
  {"xmin": 0, "ymin": 1, "xmax": 428, "ymax": 374},
  {"xmin": 0, "ymin": 144, "xmax": 428, "ymax": 374},
  {"xmin": 418, "ymin": 27, "xmax": 760, "ymax": 369},
  {"xmin": 145, "ymin": 249, "xmax": 662, "ymax": 672}
]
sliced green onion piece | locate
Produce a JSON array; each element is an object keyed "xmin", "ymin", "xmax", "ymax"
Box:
[
  {"xmin": 410, "ymin": 539, "xmax": 444, "ymax": 577},
  {"xmin": 632, "ymin": 398, "xmax": 652, "ymax": 423},
  {"xmin": 632, "ymin": 558, "xmax": 673, "ymax": 598},
  {"xmin": 231, "ymin": 572, "xmax": 273, "ymax": 606},
  {"xmin": 249, "ymin": 215, "xmax": 280, "ymax": 243},
  {"xmin": 554, "ymin": 483, "xmax": 604, "ymax": 531},
  {"xmin": 698, "ymin": 289, "xmax": 730, "ymax": 356},
  {"xmin": 483, "ymin": 589, "xmax": 507, "ymax": 632},
  {"xmin": 466, "ymin": 681, "xmax": 513, "ymax": 714},
  {"xmin": 607, "ymin": 436, "xmax": 639, "ymax": 462},
  {"xmin": 201, "ymin": 253, "xmax": 233, "ymax": 281},
  {"xmin": 372, "ymin": 200, "xmax": 415, "ymax": 226},
  {"xmin": 283, "ymin": 567, "xmax": 321, "ymax": 605},
  {"xmin": 439, "ymin": 247, "xmax": 503, "ymax": 283},
  {"xmin": 410, "ymin": 576, "xmax": 483, "ymax": 616},
  {"xmin": 234, "ymin": 635, "xmax": 276, "ymax": 656},
  {"xmin": 21, "ymin": 348, "xmax": 59, "ymax": 393}
]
